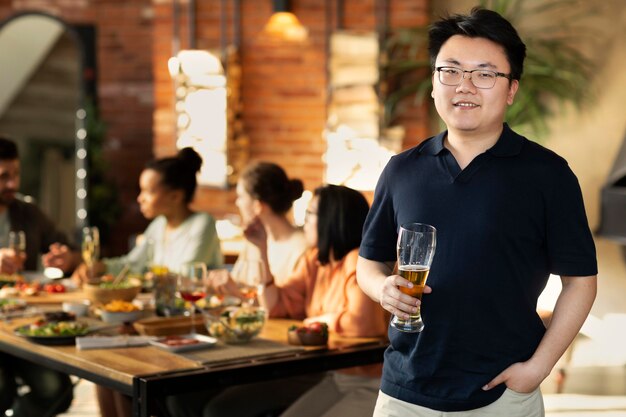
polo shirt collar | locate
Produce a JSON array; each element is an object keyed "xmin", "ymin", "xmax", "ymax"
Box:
[
  {"xmin": 419, "ymin": 131, "xmax": 447, "ymax": 156},
  {"xmin": 418, "ymin": 123, "xmax": 524, "ymax": 157},
  {"xmin": 486, "ymin": 124, "xmax": 524, "ymax": 157}
]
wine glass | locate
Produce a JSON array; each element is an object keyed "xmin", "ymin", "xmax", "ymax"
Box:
[
  {"xmin": 82, "ymin": 227, "xmax": 100, "ymax": 283},
  {"xmin": 177, "ymin": 262, "xmax": 208, "ymax": 334},
  {"xmin": 8, "ymin": 230, "xmax": 26, "ymax": 274},
  {"xmin": 390, "ymin": 223, "xmax": 437, "ymax": 333},
  {"xmin": 232, "ymin": 259, "xmax": 265, "ymax": 306}
]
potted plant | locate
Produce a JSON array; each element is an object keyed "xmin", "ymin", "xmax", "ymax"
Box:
[{"xmin": 382, "ymin": 0, "xmax": 597, "ymax": 139}]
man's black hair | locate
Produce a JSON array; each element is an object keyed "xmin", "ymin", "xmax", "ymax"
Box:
[
  {"xmin": 429, "ymin": 7, "xmax": 526, "ymax": 80},
  {"xmin": 0, "ymin": 136, "xmax": 19, "ymax": 161}
]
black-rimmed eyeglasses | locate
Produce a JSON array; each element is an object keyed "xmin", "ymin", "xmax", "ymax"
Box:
[{"xmin": 435, "ymin": 66, "xmax": 511, "ymax": 89}]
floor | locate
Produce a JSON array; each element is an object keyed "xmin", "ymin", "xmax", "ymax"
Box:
[
  {"xmin": 55, "ymin": 330, "xmax": 626, "ymax": 417},
  {"xmin": 57, "ymin": 379, "xmax": 98, "ymax": 417}
]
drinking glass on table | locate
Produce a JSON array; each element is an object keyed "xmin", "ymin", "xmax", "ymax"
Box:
[
  {"xmin": 8, "ymin": 230, "xmax": 26, "ymax": 274},
  {"xmin": 81, "ymin": 226, "xmax": 100, "ymax": 283},
  {"xmin": 391, "ymin": 223, "xmax": 437, "ymax": 333},
  {"xmin": 232, "ymin": 259, "xmax": 265, "ymax": 306},
  {"xmin": 177, "ymin": 262, "xmax": 207, "ymax": 334}
]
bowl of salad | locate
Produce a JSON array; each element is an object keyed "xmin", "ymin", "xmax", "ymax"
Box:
[
  {"xmin": 83, "ymin": 277, "xmax": 142, "ymax": 305},
  {"xmin": 203, "ymin": 305, "xmax": 266, "ymax": 344}
]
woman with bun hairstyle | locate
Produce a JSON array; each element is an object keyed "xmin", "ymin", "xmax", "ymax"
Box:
[
  {"xmin": 210, "ymin": 161, "xmax": 307, "ymax": 291},
  {"xmin": 73, "ymin": 147, "xmax": 222, "ymax": 281},
  {"xmin": 167, "ymin": 162, "xmax": 308, "ymax": 417}
]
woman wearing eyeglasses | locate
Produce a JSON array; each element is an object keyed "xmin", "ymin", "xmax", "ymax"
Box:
[{"xmin": 202, "ymin": 184, "xmax": 387, "ymax": 417}]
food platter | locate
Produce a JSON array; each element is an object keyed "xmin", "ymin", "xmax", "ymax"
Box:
[
  {"xmin": 149, "ymin": 334, "xmax": 217, "ymax": 352},
  {"xmin": 14, "ymin": 321, "xmax": 91, "ymax": 346},
  {"xmin": 0, "ymin": 297, "xmax": 27, "ymax": 313}
]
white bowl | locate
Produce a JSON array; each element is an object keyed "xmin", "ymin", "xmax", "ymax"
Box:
[
  {"xmin": 62, "ymin": 301, "xmax": 90, "ymax": 317},
  {"xmin": 100, "ymin": 309, "xmax": 142, "ymax": 324}
]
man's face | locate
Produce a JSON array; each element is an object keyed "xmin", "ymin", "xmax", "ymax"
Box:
[
  {"xmin": 0, "ymin": 159, "xmax": 20, "ymax": 206},
  {"xmin": 432, "ymin": 35, "xmax": 519, "ymax": 137}
]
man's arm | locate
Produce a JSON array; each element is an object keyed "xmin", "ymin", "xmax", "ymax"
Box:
[
  {"xmin": 357, "ymin": 256, "xmax": 430, "ymax": 320},
  {"xmin": 484, "ymin": 275, "xmax": 597, "ymax": 392}
]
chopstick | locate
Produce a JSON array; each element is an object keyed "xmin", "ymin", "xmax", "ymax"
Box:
[{"xmin": 112, "ymin": 265, "xmax": 130, "ymax": 286}]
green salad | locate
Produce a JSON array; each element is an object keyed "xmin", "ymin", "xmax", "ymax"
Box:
[
  {"xmin": 98, "ymin": 281, "xmax": 136, "ymax": 289},
  {"xmin": 17, "ymin": 320, "xmax": 89, "ymax": 337}
]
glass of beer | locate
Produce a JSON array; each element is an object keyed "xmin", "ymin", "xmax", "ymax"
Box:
[
  {"xmin": 390, "ymin": 222, "xmax": 437, "ymax": 333},
  {"xmin": 81, "ymin": 226, "xmax": 100, "ymax": 283},
  {"xmin": 232, "ymin": 259, "xmax": 266, "ymax": 306},
  {"xmin": 8, "ymin": 230, "xmax": 26, "ymax": 274}
]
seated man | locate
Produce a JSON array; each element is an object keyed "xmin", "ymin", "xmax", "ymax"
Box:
[{"xmin": 0, "ymin": 135, "xmax": 81, "ymax": 417}]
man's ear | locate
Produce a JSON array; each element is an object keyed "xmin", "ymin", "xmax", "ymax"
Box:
[{"xmin": 507, "ymin": 79, "xmax": 519, "ymax": 105}]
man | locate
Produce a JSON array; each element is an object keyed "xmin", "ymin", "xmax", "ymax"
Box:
[
  {"xmin": 357, "ymin": 8, "xmax": 597, "ymax": 417},
  {"xmin": 0, "ymin": 136, "xmax": 80, "ymax": 273},
  {"xmin": 0, "ymin": 135, "xmax": 81, "ymax": 417}
]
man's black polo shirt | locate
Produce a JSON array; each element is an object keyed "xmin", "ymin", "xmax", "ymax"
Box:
[{"xmin": 360, "ymin": 124, "xmax": 597, "ymax": 411}]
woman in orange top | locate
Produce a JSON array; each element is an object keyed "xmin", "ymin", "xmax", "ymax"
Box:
[
  {"xmin": 202, "ymin": 185, "xmax": 387, "ymax": 417},
  {"xmin": 261, "ymin": 184, "xmax": 387, "ymax": 337}
]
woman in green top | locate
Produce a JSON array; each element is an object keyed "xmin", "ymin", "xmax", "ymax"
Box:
[{"xmin": 74, "ymin": 147, "xmax": 222, "ymax": 281}]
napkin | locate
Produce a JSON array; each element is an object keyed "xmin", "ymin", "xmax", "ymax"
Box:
[{"xmin": 76, "ymin": 335, "xmax": 155, "ymax": 350}]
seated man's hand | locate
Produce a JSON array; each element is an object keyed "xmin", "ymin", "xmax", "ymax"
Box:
[
  {"xmin": 71, "ymin": 261, "xmax": 105, "ymax": 285},
  {"xmin": 42, "ymin": 243, "xmax": 81, "ymax": 273},
  {"xmin": 0, "ymin": 248, "xmax": 25, "ymax": 275}
]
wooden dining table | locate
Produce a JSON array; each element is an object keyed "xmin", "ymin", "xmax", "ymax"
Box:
[{"xmin": 0, "ymin": 291, "xmax": 388, "ymax": 417}]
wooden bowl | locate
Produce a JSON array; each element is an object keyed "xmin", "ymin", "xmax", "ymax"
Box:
[{"xmin": 83, "ymin": 278, "xmax": 141, "ymax": 305}]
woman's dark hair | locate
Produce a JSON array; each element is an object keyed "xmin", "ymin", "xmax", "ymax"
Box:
[
  {"xmin": 315, "ymin": 184, "xmax": 369, "ymax": 265},
  {"xmin": 0, "ymin": 136, "xmax": 18, "ymax": 161},
  {"xmin": 428, "ymin": 7, "xmax": 526, "ymax": 81},
  {"xmin": 240, "ymin": 162, "xmax": 303, "ymax": 215},
  {"xmin": 145, "ymin": 147, "xmax": 202, "ymax": 204}
]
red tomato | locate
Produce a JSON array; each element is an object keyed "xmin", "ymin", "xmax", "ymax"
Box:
[
  {"xmin": 308, "ymin": 322, "xmax": 324, "ymax": 333},
  {"xmin": 44, "ymin": 283, "xmax": 66, "ymax": 293}
]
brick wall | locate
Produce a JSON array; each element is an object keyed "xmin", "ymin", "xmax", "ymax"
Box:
[
  {"xmin": 1, "ymin": 0, "xmax": 154, "ymax": 255},
  {"xmin": 1, "ymin": 0, "xmax": 430, "ymax": 255},
  {"xmin": 154, "ymin": 0, "xmax": 431, "ymax": 218}
]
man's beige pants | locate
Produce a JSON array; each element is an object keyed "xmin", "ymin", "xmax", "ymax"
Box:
[{"xmin": 373, "ymin": 388, "xmax": 544, "ymax": 417}]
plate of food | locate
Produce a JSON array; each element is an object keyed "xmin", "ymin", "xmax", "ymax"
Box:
[
  {"xmin": 0, "ymin": 298, "xmax": 27, "ymax": 314},
  {"xmin": 0, "ymin": 273, "xmax": 22, "ymax": 287},
  {"xmin": 149, "ymin": 334, "xmax": 217, "ymax": 352},
  {"xmin": 14, "ymin": 320, "xmax": 91, "ymax": 345}
]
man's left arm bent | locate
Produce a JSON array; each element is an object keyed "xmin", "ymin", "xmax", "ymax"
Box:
[{"xmin": 483, "ymin": 274, "xmax": 597, "ymax": 393}]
